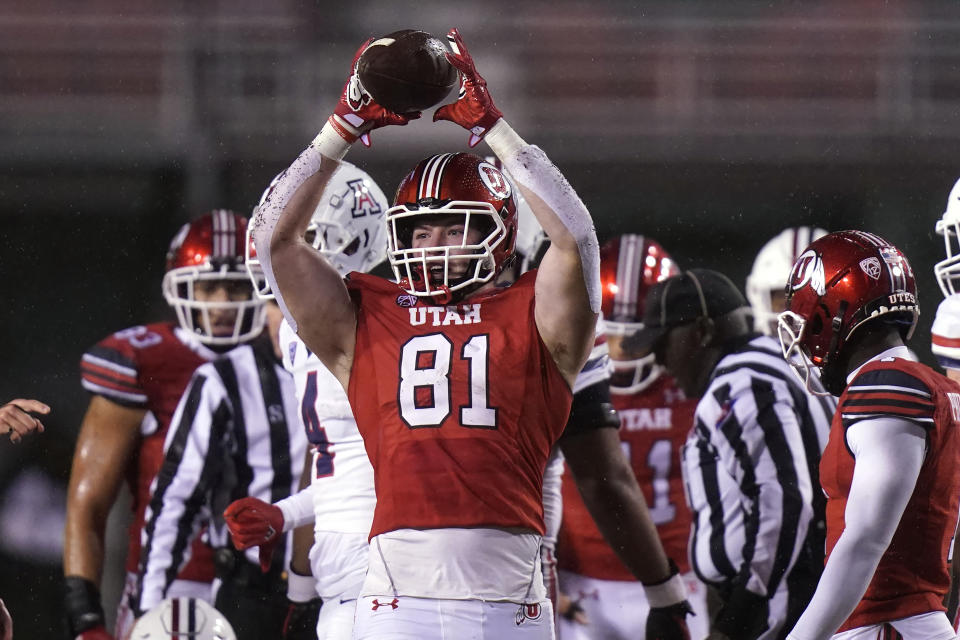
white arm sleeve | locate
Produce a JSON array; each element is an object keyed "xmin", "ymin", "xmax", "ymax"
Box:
[
  {"xmin": 786, "ymin": 416, "xmax": 927, "ymax": 640},
  {"xmin": 484, "ymin": 120, "xmax": 601, "ymax": 313},
  {"xmin": 275, "ymin": 484, "xmax": 316, "ymax": 532},
  {"xmin": 252, "ymin": 123, "xmax": 349, "ymax": 333}
]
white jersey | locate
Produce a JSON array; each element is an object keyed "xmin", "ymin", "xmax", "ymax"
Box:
[{"xmin": 279, "ymin": 319, "xmax": 375, "ymax": 534}]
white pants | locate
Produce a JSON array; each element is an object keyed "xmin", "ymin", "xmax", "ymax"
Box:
[
  {"xmin": 831, "ymin": 611, "xmax": 956, "ymax": 640},
  {"xmin": 311, "ymin": 531, "xmax": 369, "ymax": 640},
  {"xmin": 353, "ymin": 596, "xmax": 556, "ymax": 639},
  {"xmin": 115, "ymin": 572, "xmax": 212, "ymax": 638},
  {"xmin": 557, "ymin": 569, "xmax": 709, "ymax": 640}
]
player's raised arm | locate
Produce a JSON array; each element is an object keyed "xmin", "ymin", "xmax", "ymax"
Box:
[
  {"xmin": 252, "ymin": 39, "xmax": 416, "ymax": 386},
  {"xmin": 434, "ymin": 29, "xmax": 599, "ymax": 383}
]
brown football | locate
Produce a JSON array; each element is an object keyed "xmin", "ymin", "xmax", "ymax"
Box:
[{"xmin": 357, "ymin": 30, "xmax": 459, "ymax": 114}]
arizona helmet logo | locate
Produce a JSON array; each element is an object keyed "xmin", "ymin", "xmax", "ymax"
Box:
[
  {"xmin": 345, "ymin": 178, "xmax": 383, "ymax": 218},
  {"xmin": 859, "ymin": 257, "xmax": 882, "ymax": 280},
  {"xmin": 790, "ymin": 249, "xmax": 826, "ymax": 296},
  {"xmin": 477, "ymin": 162, "xmax": 511, "ymax": 199}
]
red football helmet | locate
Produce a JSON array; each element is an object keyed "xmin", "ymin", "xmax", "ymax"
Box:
[
  {"xmin": 162, "ymin": 210, "xmax": 267, "ymax": 346},
  {"xmin": 600, "ymin": 234, "xmax": 680, "ymax": 393},
  {"xmin": 386, "ymin": 152, "xmax": 517, "ymax": 301},
  {"xmin": 778, "ymin": 230, "xmax": 918, "ymax": 395}
]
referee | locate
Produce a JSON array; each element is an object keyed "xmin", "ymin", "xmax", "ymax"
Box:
[
  {"xmin": 631, "ymin": 269, "xmax": 835, "ymax": 640},
  {"xmin": 133, "ymin": 307, "xmax": 315, "ymax": 638}
]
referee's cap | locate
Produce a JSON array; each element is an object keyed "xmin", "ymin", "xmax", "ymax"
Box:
[{"xmin": 629, "ymin": 268, "xmax": 749, "ymax": 351}]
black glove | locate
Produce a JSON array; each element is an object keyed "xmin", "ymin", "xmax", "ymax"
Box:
[
  {"xmin": 713, "ymin": 584, "xmax": 769, "ymax": 640},
  {"xmin": 63, "ymin": 576, "xmax": 108, "ymax": 639},
  {"xmin": 647, "ymin": 598, "xmax": 693, "ymax": 640},
  {"xmin": 642, "ymin": 558, "xmax": 693, "ymax": 640},
  {"xmin": 282, "ymin": 597, "xmax": 322, "ymax": 640}
]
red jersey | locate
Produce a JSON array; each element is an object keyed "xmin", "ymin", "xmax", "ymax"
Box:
[
  {"xmin": 80, "ymin": 322, "xmax": 216, "ymax": 581},
  {"xmin": 346, "ymin": 271, "xmax": 573, "ymax": 538},
  {"xmin": 558, "ymin": 374, "xmax": 697, "ymax": 580},
  {"xmin": 821, "ymin": 357, "xmax": 960, "ymax": 631}
]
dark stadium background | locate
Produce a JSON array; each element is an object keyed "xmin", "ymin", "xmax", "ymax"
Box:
[{"xmin": 1, "ymin": 1, "xmax": 958, "ymax": 636}]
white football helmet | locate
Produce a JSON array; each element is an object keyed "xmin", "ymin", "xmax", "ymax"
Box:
[
  {"xmin": 130, "ymin": 598, "xmax": 236, "ymax": 640},
  {"xmin": 934, "ymin": 177, "xmax": 960, "ymax": 296},
  {"xmin": 246, "ymin": 161, "xmax": 389, "ymax": 299},
  {"xmin": 746, "ymin": 226, "xmax": 828, "ymax": 335}
]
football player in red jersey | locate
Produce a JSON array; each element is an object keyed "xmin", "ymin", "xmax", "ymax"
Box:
[
  {"xmin": 63, "ymin": 210, "xmax": 267, "ymax": 640},
  {"xmin": 557, "ymin": 234, "xmax": 708, "ymax": 640},
  {"xmin": 780, "ymin": 231, "xmax": 960, "ymax": 640},
  {"xmin": 237, "ymin": 27, "xmax": 685, "ymax": 639}
]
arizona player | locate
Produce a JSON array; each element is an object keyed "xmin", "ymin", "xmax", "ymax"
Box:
[
  {"xmin": 63, "ymin": 211, "xmax": 267, "ymax": 640},
  {"xmin": 242, "ymin": 27, "xmax": 608, "ymax": 638},
  {"xmin": 746, "ymin": 226, "xmax": 828, "ymax": 336},
  {"xmin": 226, "ymin": 161, "xmax": 390, "ymax": 640},
  {"xmin": 557, "ymin": 234, "xmax": 708, "ymax": 640},
  {"xmin": 779, "ymin": 231, "xmax": 960, "ymax": 639}
]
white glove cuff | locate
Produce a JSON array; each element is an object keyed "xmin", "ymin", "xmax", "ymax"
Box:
[
  {"xmin": 315, "ymin": 120, "xmax": 354, "ymax": 161},
  {"xmin": 643, "ymin": 572, "xmax": 688, "ymax": 609},
  {"xmin": 286, "ymin": 570, "xmax": 318, "ymax": 603},
  {"xmin": 484, "ymin": 119, "xmax": 527, "ymax": 158},
  {"xmin": 274, "ymin": 487, "xmax": 314, "ymax": 532}
]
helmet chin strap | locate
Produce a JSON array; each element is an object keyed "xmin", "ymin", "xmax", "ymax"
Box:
[{"xmin": 820, "ymin": 300, "xmax": 849, "ymax": 395}]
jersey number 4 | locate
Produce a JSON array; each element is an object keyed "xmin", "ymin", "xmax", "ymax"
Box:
[{"xmin": 398, "ymin": 333, "xmax": 499, "ymax": 430}]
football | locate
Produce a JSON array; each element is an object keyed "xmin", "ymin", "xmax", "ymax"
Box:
[{"xmin": 357, "ymin": 29, "xmax": 459, "ymax": 114}]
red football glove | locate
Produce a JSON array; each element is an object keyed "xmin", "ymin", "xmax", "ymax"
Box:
[
  {"xmin": 329, "ymin": 37, "xmax": 419, "ymax": 148},
  {"xmin": 75, "ymin": 626, "xmax": 114, "ymax": 640},
  {"xmin": 223, "ymin": 496, "xmax": 284, "ymax": 572},
  {"xmin": 433, "ymin": 28, "xmax": 504, "ymax": 147}
]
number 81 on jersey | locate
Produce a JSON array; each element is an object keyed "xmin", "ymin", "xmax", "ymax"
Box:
[{"xmin": 399, "ymin": 333, "xmax": 498, "ymax": 429}]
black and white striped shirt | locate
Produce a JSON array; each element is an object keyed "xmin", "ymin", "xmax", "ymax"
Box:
[
  {"xmin": 681, "ymin": 335, "xmax": 835, "ymax": 620},
  {"xmin": 135, "ymin": 337, "xmax": 305, "ymax": 613}
]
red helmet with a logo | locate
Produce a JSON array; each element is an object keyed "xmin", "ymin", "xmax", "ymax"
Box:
[
  {"xmin": 600, "ymin": 234, "xmax": 680, "ymax": 393},
  {"xmin": 778, "ymin": 230, "xmax": 918, "ymax": 394},
  {"xmin": 162, "ymin": 210, "xmax": 267, "ymax": 346},
  {"xmin": 386, "ymin": 152, "xmax": 518, "ymax": 302}
]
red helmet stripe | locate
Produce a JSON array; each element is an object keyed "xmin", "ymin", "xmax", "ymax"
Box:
[
  {"xmin": 614, "ymin": 234, "xmax": 643, "ymax": 318},
  {"xmin": 418, "ymin": 153, "xmax": 454, "ymax": 200}
]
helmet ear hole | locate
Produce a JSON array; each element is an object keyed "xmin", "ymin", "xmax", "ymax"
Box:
[{"xmin": 809, "ymin": 313, "xmax": 824, "ymax": 336}]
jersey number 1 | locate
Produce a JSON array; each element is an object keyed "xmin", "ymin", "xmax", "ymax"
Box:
[{"xmin": 398, "ymin": 333, "xmax": 498, "ymax": 429}]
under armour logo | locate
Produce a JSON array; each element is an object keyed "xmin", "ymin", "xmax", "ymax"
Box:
[{"xmin": 371, "ymin": 598, "xmax": 399, "ymax": 611}]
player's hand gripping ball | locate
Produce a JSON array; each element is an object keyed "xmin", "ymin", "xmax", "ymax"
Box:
[{"xmin": 357, "ymin": 29, "xmax": 458, "ymax": 114}]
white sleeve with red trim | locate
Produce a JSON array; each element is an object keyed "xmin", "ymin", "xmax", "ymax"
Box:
[
  {"xmin": 786, "ymin": 417, "xmax": 927, "ymax": 640},
  {"xmin": 933, "ymin": 294, "xmax": 960, "ymax": 370}
]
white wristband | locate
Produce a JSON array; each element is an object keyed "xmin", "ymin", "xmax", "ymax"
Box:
[
  {"xmin": 286, "ymin": 570, "xmax": 318, "ymax": 603},
  {"xmin": 484, "ymin": 119, "xmax": 527, "ymax": 158},
  {"xmin": 313, "ymin": 120, "xmax": 353, "ymax": 162},
  {"xmin": 643, "ymin": 572, "xmax": 688, "ymax": 609}
]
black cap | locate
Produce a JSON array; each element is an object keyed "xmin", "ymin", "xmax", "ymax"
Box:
[{"xmin": 629, "ymin": 268, "xmax": 749, "ymax": 351}]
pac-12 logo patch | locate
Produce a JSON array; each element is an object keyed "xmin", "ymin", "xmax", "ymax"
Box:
[
  {"xmin": 515, "ymin": 603, "xmax": 542, "ymax": 626},
  {"xmin": 859, "ymin": 257, "xmax": 881, "ymax": 280},
  {"xmin": 396, "ymin": 294, "xmax": 418, "ymax": 307},
  {"xmin": 477, "ymin": 162, "xmax": 511, "ymax": 199}
]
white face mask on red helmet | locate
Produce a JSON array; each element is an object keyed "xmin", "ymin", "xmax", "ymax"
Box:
[
  {"xmin": 387, "ymin": 152, "xmax": 518, "ymax": 302},
  {"xmin": 746, "ymin": 226, "xmax": 828, "ymax": 336},
  {"xmin": 246, "ymin": 161, "xmax": 389, "ymax": 299},
  {"xmin": 130, "ymin": 597, "xmax": 236, "ymax": 640},
  {"xmin": 162, "ymin": 210, "xmax": 267, "ymax": 346},
  {"xmin": 600, "ymin": 234, "xmax": 680, "ymax": 394}
]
